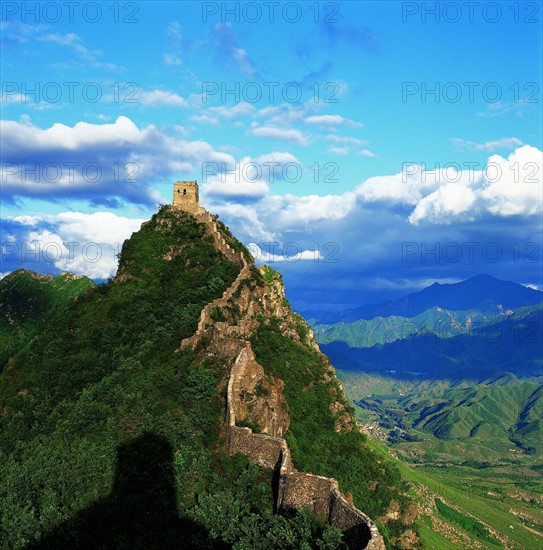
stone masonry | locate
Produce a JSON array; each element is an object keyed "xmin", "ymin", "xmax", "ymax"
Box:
[{"xmin": 171, "ymin": 183, "xmax": 385, "ymax": 549}]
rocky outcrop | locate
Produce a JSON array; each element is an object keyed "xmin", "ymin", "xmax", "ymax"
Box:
[
  {"xmin": 227, "ymin": 344, "xmax": 290, "ymax": 437},
  {"xmin": 177, "ymin": 206, "xmax": 385, "ymax": 550}
]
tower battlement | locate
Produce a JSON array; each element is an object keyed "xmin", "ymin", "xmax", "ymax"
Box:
[{"xmin": 172, "ymin": 180, "xmax": 199, "ymax": 212}]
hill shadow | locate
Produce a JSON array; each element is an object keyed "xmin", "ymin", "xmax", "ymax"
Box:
[
  {"xmin": 322, "ymin": 308, "xmax": 543, "ymax": 382},
  {"xmin": 29, "ymin": 433, "xmax": 215, "ymax": 549}
]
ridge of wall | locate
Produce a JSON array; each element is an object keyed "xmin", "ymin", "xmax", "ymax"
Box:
[{"xmin": 178, "ymin": 207, "xmax": 385, "ymax": 550}]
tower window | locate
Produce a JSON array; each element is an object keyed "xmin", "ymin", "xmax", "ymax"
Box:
[{"xmin": 183, "ymin": 189, "xmax": 187, "ymax": 195}]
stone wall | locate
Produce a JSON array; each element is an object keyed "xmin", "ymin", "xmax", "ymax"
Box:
[
  {"xmin": 180, "ymin": 209, "xmax": 248, "ymax": 350},
  {"xmin": 226, "ymin": 344, "xmax": 290, "ymax": 437},
  {"xmin": 228, "ymin": 427, "xmax": 285, "ymax": 470},
  {"xmin": 178, "ymin": 205, "xmax": 385, "ymax": 550},
  {"xmin": 226, "ymin": 345, "xmax": 386, "ymax": 550},
  {"xmin": 329, "ymin": 492, "xmax": 385, "ymax": 550},
  {"xmin": 278, "ymin": 472, "xmax": 339, "ymax": 518}
]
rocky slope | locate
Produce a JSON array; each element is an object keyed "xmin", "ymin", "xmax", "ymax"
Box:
[
  {"xmin": 0, "ymin": 205, "xmax": 416, "ymax": 549},
  {"xmin": 171, "ymin": 205, "xmax": 392, "ymax": 549}
]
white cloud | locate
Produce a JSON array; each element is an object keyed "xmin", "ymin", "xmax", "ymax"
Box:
[
  {"xmin": 249, "ymin": 125, "xmax": 308, "ymax": 146},
  {"xmin": 1, "ymin": 93, "xmax": 30, "ymax": 105},
  {"xmin": 256, "ymin": 103, "xmax": 307, "ymax": 126},
  {"xmin": 327, "ymin": 146, "xmax": 349, "ymax": 156},
  {"xmin": 305, "ymin": 114, "xmax": 362, "ymax": 127},
  {"xmin": 138, "ymin": 90, "xmax": 187, "ymax": 107},
  {"xmin": 1, "ymin": 115, "xmax": 141, "ymax": 151},
  {"xmin": 266, "ymin": 192, "xmax": 358, "ymax": 226},
  {"xmin": 356, "ymin": 145, "xmax": 542, "ymax": 224},
  {"xmin": 524, "ymin": 283, "xmax": 541, "ymax": 291},
  {"xmin": 358, "ymin": 149, "xmax": 376, "ymax": 157},
  {"xmin": 451, "ymin": 137, "xmax": 524, "ymax": 152},
  {"xmin": 9, "ymin": 212, "xmax": 146, "ymax": 279},
  {"xmin": 211, "ymin": 203, "xmax": 275, "ymax": 241},
  {"xmin": 39, "ymin": 32, "xmax": 120, "ymax": 71},
  {"xmin": 210, "ymin": 102, "xmax": 254, "ymax": 119},
  {"xmin": 202, "ymin": 156, "xmax": 270, "ymax": 198},
  {"xmin": 206, "ymin": 190, "xmax": 358, "ymax": 244},
  {"xmin": 477, "ymin": 100, "xmax": 533, "ymax": 119},
  {"xmin": 214, "ymin": 23, "xmax": 256, "ymax": 75},
  {"xmin": 233, "ymin": 47, "xmax": 254, "ymax": 75},
  {"xmin": 247, "ymin": 243, "xmax": 323, "ymax": 263},
  {"xmin": 195, "ymin": 102, "xmax": 255, "ymax": 124},
  {"xmin": 408, "ymin": 182, "xmax": 477, "ymax": 225},
  {"xmin": 202, "ymin": 152, "xmax": 300, "ymax": 199},
  {"xmin": 163, "ymin": 53, "xmax": 182, "ymax": 65},
  {"xmin": 357, "ymin": 170, "xmax": 439, "ymax": 205},
  {"xmin": 167, "ymin": 22, "xmax": 183, "ymax": 44},
  {"xmin": 0, "ymin": 116, "xmax": 234, "ymax": 205},
  {"xmin": 479, "ymin": 145, "xmax": 543, "ymax": 216},
  {"xmin": 326, "ymin": 135, "xmax": 367, "ymax": 146}
]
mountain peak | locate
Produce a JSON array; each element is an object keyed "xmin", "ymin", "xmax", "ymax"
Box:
[{"xmin": 317, "ymin": 274, "xmax": 543, "ymax": 323}]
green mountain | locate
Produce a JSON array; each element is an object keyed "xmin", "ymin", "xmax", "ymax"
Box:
[
  {"xmin": 0, "ymin": 270, "xmax": 94, "ymax": 371},
  {"xmin": 356, "ymin": 375, "xmax": 542, "ymax": 460},
  {"xmin": 312, "ymin": 306, "xmax": 508, "ymax": 348},
  {"xmin": 333, "ymin": 365, "xmax": 543, "ymax": 549},
  {"xmin": 304, "ymin": 270, "xmax": 543, "ymax": 548},
  {"xmin": 320, "ymin": 302, "xmax": 542, "ymax": 381},
  {"xmin": 0, "ymin": 206, "xmax": 415, "ymax": 549}
]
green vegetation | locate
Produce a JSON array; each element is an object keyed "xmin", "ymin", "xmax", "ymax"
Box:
[
  {"xmin": 320, "ymin": 302, "xmax": 542, "ymax": 379},
  {"xmin": 0, "ymin": 206, "xmax": 343, "ymax": 548},
  {"xmin": 313, "ymin": 306, "xmax": 497, "ymax": 348},
  {"xmin": 210, "ymin": 305, "xmax": 227, "ymax": 322},
  {"xmin": 348, "ymin": 374, "xmax": 542, "ymax": 462},
  {"xmin": 0, "ymin": 270, "xmax": 94, "ymax": 371},
  {"xmin": 364, "ymin": 434, "xmax": 543, "ymax": 549},
  {"xmin": 260, "ymin": 264, "xmax": 278, "ymax": 285},
  {"xmin": 340, "ymin": 370, "xmax": 543, "ymax": 549},
  {"xmin": 435, "ymin": 498, "xmax": 501, "ymax": 545},
  {"xmin": 251, "ymin": 319, "xmax": 417, "ymax": 548}
]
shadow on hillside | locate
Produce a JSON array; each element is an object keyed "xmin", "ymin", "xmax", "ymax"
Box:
[
  {"xmin": 321, "ymin": 309, "xmax": 543, "ymax": 382},
  {"xmin": 28, "ymin": 433, "xmax": 216, "ymax": 549}
]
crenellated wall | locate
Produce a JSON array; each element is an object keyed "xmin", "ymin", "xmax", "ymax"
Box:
[
  {"xmin": 226, "ymin": 346, "xmax": 386, "ymax": 550},
  {"xmin": 176, "ymin": 205, "xmax": 385, "ymax": 550}
]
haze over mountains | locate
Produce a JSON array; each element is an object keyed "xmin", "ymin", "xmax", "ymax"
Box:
[
  {"xmin": 304, "ymin": 274, "xmax": 543, "ymax": 324},
  {"xmin": 0, "ymin": 207, "xmax": 410, "ymax": 549},
  {"xmin": 310, "ymin": 275, "xmax": 542, "ymax": 381}
]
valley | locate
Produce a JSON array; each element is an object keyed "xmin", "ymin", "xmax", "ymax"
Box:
[{"xmin": 310, "ymin": 276, "xmax": 543, "ymax": 548}]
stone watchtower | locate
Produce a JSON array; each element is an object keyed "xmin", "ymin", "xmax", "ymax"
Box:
[{"xmin": 172, "ymin": 180, "xmax": 199, "ymax": 212}]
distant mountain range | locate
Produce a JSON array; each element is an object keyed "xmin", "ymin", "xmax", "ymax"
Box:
[
  {"xmin": 304, "ymin": 274, "xmax": 543, "ymax": 324},
  {"xmin": 322, "ymin": 303, "xmax": 542, "ymax": 381},
  {"xmin": 311, "ymin": 275, "xmax": 543, "ymax": 381},
  {"xmin": 356, "ymin": 372, "xmax": 542, "ymax": 458},
  {"xmin": 313, "ymin": 306, "xmax": 514, "ymax": 348}
]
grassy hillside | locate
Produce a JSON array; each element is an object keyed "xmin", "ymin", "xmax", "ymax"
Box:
[
  {"xmin": 363, "ymin": 435, "xmax": 543, "ymax": 550},
  {"xmin": 312, "ymin": 307, "xmax": 503, "ymax": 348},
  {"xmin": 0, "ymin": 206, "xmax": 417, "ymax": 548},
  {"xmin": 0, "ymin": 207, "xmax": 347, "ymax": 548},
  {"xmin": 336, "ymin": 369, "xmax": 543, "ymax": 548},
  {"xmin": 354, "ymin": 376, "xmax": 542, "ymax": 461},
  {"xmin": 337, "ymin": 370, "xmax": 542, "ymax": 464},
  {"xmin": 251, "ymin": 318, "xmax": 416, "ymax": 545},
  {"xmin": 0, "ymin": 270, "xmax": 94, "ymax": 372}
]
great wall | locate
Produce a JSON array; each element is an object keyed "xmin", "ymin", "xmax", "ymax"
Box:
[{"xmin": 172, "ymin": 181, "xmax": 385, "ymax": 550}]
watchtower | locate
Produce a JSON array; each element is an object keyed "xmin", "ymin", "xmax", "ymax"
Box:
[{"xmin": 173, "ymin": 180, "xmax": 199, "ymax": 211}]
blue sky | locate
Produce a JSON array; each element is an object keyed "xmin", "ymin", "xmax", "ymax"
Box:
[{"xmin": 1, "ymin": 1, "xmax": 542, "ymax": 311}]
